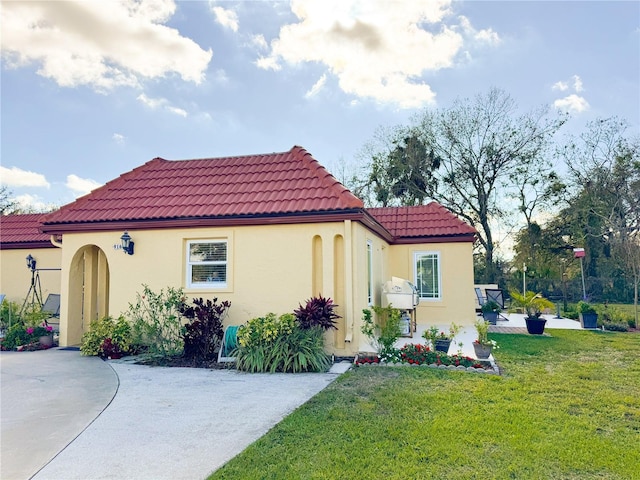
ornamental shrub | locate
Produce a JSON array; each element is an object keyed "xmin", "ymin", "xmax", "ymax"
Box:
[
  {"xmin": 81, "ymin": 316, "xmax": 132, "ymax": 357},
  {"xmin": 179, "ymin": 297, "xmax": 231, "ymax": 362},
  {"xmin": 294, "ymin": 295, "xmax": 340, "ymax": 330},
  {"xmin": 235, "ymin": 313, "xmax": 329, "ymax": 373},
  {"xmin": 361, "ymin": 306, "xmax": 402, "ymax": 362},
  {"xmin": 128, "ymin": 285, "xmax": 185, "ymax": 358}
]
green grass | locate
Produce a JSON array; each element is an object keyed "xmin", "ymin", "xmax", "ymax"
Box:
[{"xmin": 210, "ymin": 330, "xmax": 640, "ymax": 479}]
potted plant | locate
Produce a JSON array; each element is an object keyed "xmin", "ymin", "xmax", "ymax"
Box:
[
  {"xmin": 481, "ymin": 300, "xmax": 501, "ymax": 325},
  {"xmin": 576, "ymin": 301, "xmax": 598, "ymax": 329},
  {"xmin": 509, "ymin": 290, "xmax": 555, "ymax": 335},
  {"xmin": 473, "ymin": 319, "xmax": 497, "ymax": 359},
  {"xmin": 422, "ymin": 323, "xmax": 461, "ymax": 353}
]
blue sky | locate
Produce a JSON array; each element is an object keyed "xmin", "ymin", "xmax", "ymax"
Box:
[{"xmin": 1, "ymin": 0, "xmax": 639, "ymax": 212}]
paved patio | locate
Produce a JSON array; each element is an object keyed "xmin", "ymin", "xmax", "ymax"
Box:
[{"xmin": 358, "ymin": 313, "xmax": 583, "ymax": 362}]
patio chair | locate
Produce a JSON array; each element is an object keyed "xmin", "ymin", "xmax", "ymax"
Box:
[
  {"xmin": 475, "ymin": 287, "xmax": 486, "ymax": 315},
  {"xmin": 41, "ymin": 294, "xmax": 61, "ymax": 331},
  {"xmin": 485, "ymin": 289, "xmax": 509, "ymax": 322}
]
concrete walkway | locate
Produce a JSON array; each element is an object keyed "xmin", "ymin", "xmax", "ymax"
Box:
[
  {"xmin": 1, "ymin": 349, "xmax": 342, "ymax": 480},
  {"xmin": 1, "ymin": 349, "xmax": 118, "ymax": 480}
]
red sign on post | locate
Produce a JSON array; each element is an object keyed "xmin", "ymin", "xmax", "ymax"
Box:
[{"xmin": 573, "ymin": 247, "xmax": 585, "ymax": 258}]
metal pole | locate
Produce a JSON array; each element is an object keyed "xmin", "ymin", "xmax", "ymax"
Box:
[
  {"xmin": 580, "ymin": 257, "xmax": 587, "ymax": 300},
  {"xmin": 523, "ymin": 263, "xmax": 527, "ymax": 294}
]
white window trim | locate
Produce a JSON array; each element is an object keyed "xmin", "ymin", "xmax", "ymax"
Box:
[
  {"xmin": 367, "ymin": 240, "xmax": 373, "ymax": 306},
  {"xmin": 414, "ymin": 251, "xmax": 441, "ymax": 301},
  {"xmin": 186, "ymin": 239, "xmax": 228, "ymax": 289}
]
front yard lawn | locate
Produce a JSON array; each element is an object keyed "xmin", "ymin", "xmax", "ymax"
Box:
[{"xmin": 210, "ymin": 330, "xmax": 640, "ymax": 479}]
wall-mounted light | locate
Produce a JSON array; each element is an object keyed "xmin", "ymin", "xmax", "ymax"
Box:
[
  {"xmin": 120, "ymin": 231, "xmax": 135, "ymax": 255},
  {"xmin": 26, "ymin": 254, "xmax": 37, "ymax": 271}
]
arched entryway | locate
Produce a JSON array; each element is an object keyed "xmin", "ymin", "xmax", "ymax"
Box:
[{"xmin": 67, "ymin": 245, "xmax": 110, "ymax": 346}]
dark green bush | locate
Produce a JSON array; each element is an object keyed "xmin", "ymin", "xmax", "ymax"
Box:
[
  {"xmin": 603, "ymin": 322, "xmax": 629, "ymax": 332},
  {"xmin": 2, "ymin": 323, "xmax": 32, "ymax": 349}
]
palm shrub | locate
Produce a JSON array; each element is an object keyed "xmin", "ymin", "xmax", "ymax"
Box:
[
  {"xmin": 128, "ymin": 285, "xmax": 185, "ymax": 358},
  {"xmin": 179, "ymin": 297, "xmax": 231, "ymax": 362},
  {"xmin": 509, "ymin": 290, "xmax": 554, "ymax": 319}
]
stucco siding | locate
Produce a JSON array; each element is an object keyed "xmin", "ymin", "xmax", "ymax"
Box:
[
  {"xmin": 0, "ymin": 247, "xmax": 62, "ymax": 305},
  {"xmin": 387, "ymin": 241, "xmax": 476, "ymax": 327}
]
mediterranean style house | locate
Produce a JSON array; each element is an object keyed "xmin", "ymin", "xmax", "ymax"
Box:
[{"xmin": 1, "ymin": 146, "xmax": 477, "ymax": 356}]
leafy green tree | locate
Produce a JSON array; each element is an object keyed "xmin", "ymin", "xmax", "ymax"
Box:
[{"xmin": 359, "ymin": 88, "xmax": 566, "ymax": 282}]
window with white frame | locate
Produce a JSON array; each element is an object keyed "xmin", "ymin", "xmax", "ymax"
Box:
[
  {"xmin": 187, "ymin": 240, "xmax": 227, "ymax": 288},
  {"xmin": 414, "ymin": 251, "xmax": 441, "ymax": 300},
  {"xmin": 367, "ymin": 240, "xmax": 373, "ymax": 305}
]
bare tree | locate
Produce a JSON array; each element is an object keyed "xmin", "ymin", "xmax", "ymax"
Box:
[
  {"xmin": 0, "ymin": 186, "xmax": 17, "ymax": 215},
  {"xmin": 360, "ymin": 88, "xmax": 566, "ymax": 282}
]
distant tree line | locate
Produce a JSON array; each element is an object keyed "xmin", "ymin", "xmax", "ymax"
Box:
[{"xmin": 350, "ymin": 88, "xmax": 640, "ymax": 307}]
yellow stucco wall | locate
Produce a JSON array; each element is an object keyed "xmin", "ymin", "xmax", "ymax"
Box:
[
  {"xmin": 54, "ymin": 222, "xmax": 475, "ymax": 355},
  {"xmin": 386, "ymin": 242, "xmax": 476, "ymax": 327},
  {"xmin": 57, "ymin": 222, "xmax": 373, "ymax": 353},
  {"xmin": 0, "ymin": 247, "xmax": 62, "ymax": 305}
]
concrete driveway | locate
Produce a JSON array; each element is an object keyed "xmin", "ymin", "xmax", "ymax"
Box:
[{"xmin": 1, "ymin": 349, "xmax": 342, "ymax": 480}]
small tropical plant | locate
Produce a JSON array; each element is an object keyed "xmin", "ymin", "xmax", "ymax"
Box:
[
  {"xmin": 421, "ymin": 323, "xmax": 462, "ymax": 346},
  {"xmin": 360, "ymin": 305, "xmax": 402, "ymax": 362},
  {"xmin": 509, "ymin": 290, "xmax": 554, "ymax": 319},
  {"xmin": 179, "ymin": 297, "xmax": 231, "ymax": 362},
  {"xmin": 294, "ymin": 295, "xmax": 340, "ymax": 330},
  {"xmin": 481, "ymin": 300, "xmax": 501, "ymax": 314},
  {"xmin": 576, "ymin": 300, "xmax": 597, "ymax": 315},
  {"xmin": 474, "ymin": 318, "xmax": 498, "ymax": 350}
]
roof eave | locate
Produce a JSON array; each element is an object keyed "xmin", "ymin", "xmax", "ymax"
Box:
[
  {"xmin": 40, "ymin": 209, "xmax": 375, "ymax": 235},
  {"xmin": 391, "ymin": 233, "xmax": 477, "ymax": 244},
  {"xmin": 0, "ymin": 241, "xmax": 56, "ymax": 250}
]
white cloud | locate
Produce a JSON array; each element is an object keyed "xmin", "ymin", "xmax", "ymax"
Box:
[
  {"xmin": 0, "ymin": 166, "xmax": 50, "ymax": 188},
  {"xmin": 14, "ymin": 194, "xmax": 51, "ymax": 212},
  {"xmin": 251, "ymin": 34, "xmax": 268, "ymax": 50},
  {"xmin": 166, "ymin": 106, "xmax": 188, "ymax": 117},
  {"xmin": 573, "ymin": 75, "xmax": 584, "ymax": 92},
  {"xmin": 1, "ymin": 0, "xmax": 213, "ymax": 91},
  {"xmin": 552, "ymin": 81, "xmax": 568, "ymax": 91},
  {"xmin": 552, "ymin": 74, "xmax": 588, "ymax": 113},
  {"xmin": 137, "ymin": 93, "xmax": 167, "ymax": 109},
  {"xmin": 66, "ymin": 174, "xmax": 102, "ymax": 196},
  {"xmin": 305, "ymin": 74, "xmax": 327, "ymax": 98},
  {"xmin": 137, "ymin": 93, "xmax": 187, "ymax": 116},
  {"xmin": 211, "ymin": 5, "xmax": 239, "ymax": 32},
  {"xmin": 258, "ymin": 0, "xmax": 500, "ymax": 108},
  {"xmin": 554, "ymin": 94, "xmax": 590, "ymax": 113},
  {"xmin": 112, "ymin": 133, "xmax": 126, "ymax": 145},
  {"xmin": 458, "ymin": 15, "xmax": 501, "ymax": 45}
]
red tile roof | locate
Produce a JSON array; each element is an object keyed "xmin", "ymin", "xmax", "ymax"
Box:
[
  {"xmin": 42, "ymin": 146, "xmax": 363, "ymax": 232},
  {"xmin": 368, "ymin": 203, "xmax": 477, "ymax": 241},
  {"xmin": 0, "ymin": 213, "xmax": 56, "ymax": 249}
]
